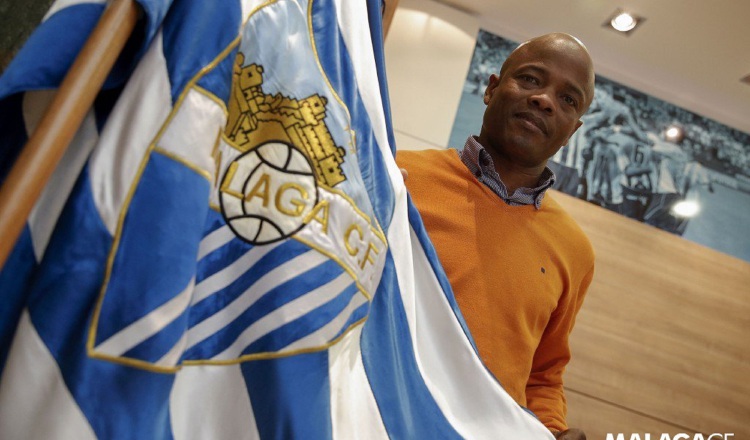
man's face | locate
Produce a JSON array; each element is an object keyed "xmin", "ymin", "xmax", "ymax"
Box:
[{"xmin": 478, "ymin": 39, "xmax": 593, "ymax": 169}]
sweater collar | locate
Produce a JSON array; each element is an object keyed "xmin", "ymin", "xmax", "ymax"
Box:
[{"xmin": 459, "ymin": 136, "xmax": 555, "ymax": 209}]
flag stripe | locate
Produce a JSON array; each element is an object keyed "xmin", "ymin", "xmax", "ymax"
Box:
[
  {"xmin": 170, "ymin": 364, "xmax": 261, "ymax": 440},
  {"xmin": 120, "ymin": 310, "xmax": 188, "ymax": 364},
  {"xmin": 239, "ymin": 281, "xmax": 360, "ymax": 355},
  {"xmin": 197, "ymin": 225, "xmax": 236, "ymax": 260},
  {"xmin": 363, "ymin": 0, "xmax": 398, "ymax": 158},
  {"xmin": 281, "ymin": 285, "xmax": 367, "ymax": 352},
  {"xmin": 333, "ymin": 0, "xmax": 393, "ymax": 165},
  {"xmin": 132, "ymin": 0, "xmax": 175, "ymax": 46},
  {"xmin": 193, "ymin": 240, "xmax": 284, "ymax": 303},
  {"xmin": 312, "ymin": 0, "xmax": 395, "ymax": 227},
  {"xmin": 157, "ymin": 88, "xmax": 227, "ymax": 180},
  {"xmin": 89, "ymin": 31, "xmax": 173, "ymax": 235},
  {"xmin": 188, "ymin": 258, "xmax": 350, "ymax": 360},
  {"xmin": 328, "ymin": 326, "xmax": 389, "ymax": 440},
  {"xmin": 187, "ymin": 261, "xmax": 355, "ymax": 358},
  {"xmin": 94, "ymin": 153, "xmax": 210, "ymax": 346},
  {"xmin": 331, "ymin": 301, "xmax": 369, "ymax": 340},
  {"xmin": 186, "ymin": 249, "xmax": 329, "ymax": 350},
  {"xmin": 94, "ymin": 278, "xmax": 194, "ymax": 357},
  {"xmin": 0, "ymin": 311, "xmax": 97, "ymax": 440},
  {"xmin": 215, "ymin": 271, "xmax": 354, "ymax": 359},
  {"xmin": 157, "ymin": 330, "xmax": 188, "ymax": 367},
  {"xmin": 161, "ymin": 0, "xmax": 241, "ymax": 104},
  {"xmin": 242, "ymin": 350, "xmax": 333, "ymax": 440},
  {"xmin": 28, "ymin": 108, "xmax": 99, "ymax": 261},
  {"xmin": 190, "ymin": 240, "xmax": 312, "ymax": 331},
  {"xmin": 361, "ymin": 258, "xmax": 463, "ymax": 439},
  {"xmin": 407, "ymin": 199, "xmax": 476, "ymax": 349},
  {"xmin": 0, "ymin": 227, "xmax": 36, "ymax": 371}
]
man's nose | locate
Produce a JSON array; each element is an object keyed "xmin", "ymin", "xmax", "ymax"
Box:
[{"xmin": 529, "ymin": 91, "xmax": 554, "ymax": 114}]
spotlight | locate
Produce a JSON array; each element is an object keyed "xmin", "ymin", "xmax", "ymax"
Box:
[
  {"xmin": 611, "ymin": 13, "xmax": 637, "ymax": 32},
  {"xmin": 671, "ymin": 200, "xmax": 700, "ymax": 218},
  {"xmin": 604, "ymin": 9, "xmax": 645, "ymax": 36},
  {"xmin": 664, "ymin": 124, "xmax": 684, "ymax": 142}
]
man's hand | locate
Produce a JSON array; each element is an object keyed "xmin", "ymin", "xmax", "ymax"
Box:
[{"xmin": 554, "ymin": 428, "xmax": 586, "ymax": 440}]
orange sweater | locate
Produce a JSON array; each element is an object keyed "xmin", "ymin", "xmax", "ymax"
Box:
[{"xmin": 397, "ymin": 149, "xmax": 594, "ymax": 431}]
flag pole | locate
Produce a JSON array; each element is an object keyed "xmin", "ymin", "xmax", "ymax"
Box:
[{"xmin": 0, "ymin": 0, "xmax": 140, "ymax": 268}]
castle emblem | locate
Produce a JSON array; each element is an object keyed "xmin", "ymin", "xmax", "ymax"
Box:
[
  {"xmin": 224, "ymin": 53, "xmax": 346, "ymax": 187},
  {"xmin": 219, "ymin": 53, "xmax": 351, "ymax": 245}
]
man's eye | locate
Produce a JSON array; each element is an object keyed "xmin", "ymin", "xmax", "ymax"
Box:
[
  {"xmin": 563, "ymin": 95, "xmax": 577, "ymax": 107},
  {"xmin": 520, "ymin": 75, "xmax": 538, "ymax": 84}
]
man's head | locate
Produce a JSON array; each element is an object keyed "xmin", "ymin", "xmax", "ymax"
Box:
[{"xmin": 478, "ymin": 33, "xmax": 595, "ymax": 171}]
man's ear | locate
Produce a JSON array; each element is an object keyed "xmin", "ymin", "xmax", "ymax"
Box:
[
  {"xmin": 564, "ymin": 119, "xmax": 584, "ymax": 145},
  {"xmin": 483, "ymin": 74, "xmax": 500, "ymax": 105}
]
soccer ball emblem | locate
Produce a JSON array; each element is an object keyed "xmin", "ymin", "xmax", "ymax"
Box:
[{"xmin": 220, "ymin": 142, "xmax": 319, "ymax": 245}]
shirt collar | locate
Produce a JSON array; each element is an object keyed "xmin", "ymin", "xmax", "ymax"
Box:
[{"xmin": 459, "ymin": 136, "xmax": 555, "ymax": 209}]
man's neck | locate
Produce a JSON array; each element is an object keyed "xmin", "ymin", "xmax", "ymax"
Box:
[{"xmin": 486, "ymin": 150, "xmax": 546, "ymax": 194}]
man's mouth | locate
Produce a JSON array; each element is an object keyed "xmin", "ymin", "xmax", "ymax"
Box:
[{"xmin": 515, "ymin": 112, "xmax": 547, "ymax": 135}]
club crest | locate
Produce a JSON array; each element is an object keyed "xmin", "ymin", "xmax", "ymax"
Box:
[
  {"xmin": 89, "ymin": 1, "xmax": 387, "ymax": 371},
  {"xmin": 219, "ymin": 54, "xmax": 348, "ymax": 245}
]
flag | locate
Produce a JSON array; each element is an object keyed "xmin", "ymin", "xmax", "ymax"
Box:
[{"xmin": 0, "ymin": 0, "xmax": 554, "ymax": 438}]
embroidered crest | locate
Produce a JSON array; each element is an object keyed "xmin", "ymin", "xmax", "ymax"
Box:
[
  {"xmin": 219, "ymin": 54, "xmax": 354, "ymax": 245},
  {"xmin": 89, "ymin": 2, "xmax": 387, "ymax": 371}
]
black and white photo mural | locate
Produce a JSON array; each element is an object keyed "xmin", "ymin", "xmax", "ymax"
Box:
[{"xmin": 449, "ymin": 30, "xmax": 750, "ymax": 262}]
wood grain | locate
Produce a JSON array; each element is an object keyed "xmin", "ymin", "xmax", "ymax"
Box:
[
  {"xmin": 566, "ymin": 389, "xmax": 698, "ymax": 438},
  {"xmin": 552, "ymin": 190, "xmax": 749, "ymax": 436}
]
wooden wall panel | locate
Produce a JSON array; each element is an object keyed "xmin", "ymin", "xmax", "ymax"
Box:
[
  {"xmin": 551, "ymin": 190, "xmax": 749, "ymax": 437},
  {"xmin": 565, "ymin": 389, "xmax": 697, "ymax": 438}
]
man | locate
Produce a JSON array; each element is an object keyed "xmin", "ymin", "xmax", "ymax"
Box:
[{"xmin": 397, "ymin": 33, "xmax": 596, "ymax": 439}]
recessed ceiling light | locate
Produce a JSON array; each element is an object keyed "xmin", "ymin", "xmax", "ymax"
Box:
[
  {"xmin": 603, "ymin": 9, "xmax": 646, "ymax": 36},
  {"xmin": 611, "ymin": 12, "xmax": 637, "ymax": 32}
]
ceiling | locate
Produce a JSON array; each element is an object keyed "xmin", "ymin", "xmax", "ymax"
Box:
[{"xmin": 433, "ymin": 0, "xmax": 750, "ymax": 135}]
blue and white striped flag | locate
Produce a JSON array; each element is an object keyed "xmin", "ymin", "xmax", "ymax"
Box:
[{"xmin": 0, "ymin": 0, "xmax": 554, "ymax": 438}]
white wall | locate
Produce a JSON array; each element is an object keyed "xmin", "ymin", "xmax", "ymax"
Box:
[{"xmin": 383, "ymin": 0, "xmax": 478, "ymax": 151}]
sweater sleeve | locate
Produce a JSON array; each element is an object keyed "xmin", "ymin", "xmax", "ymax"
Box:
[{"xmin": 525, "ymin": 264, "xmax": 594, "ymax": 432}]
